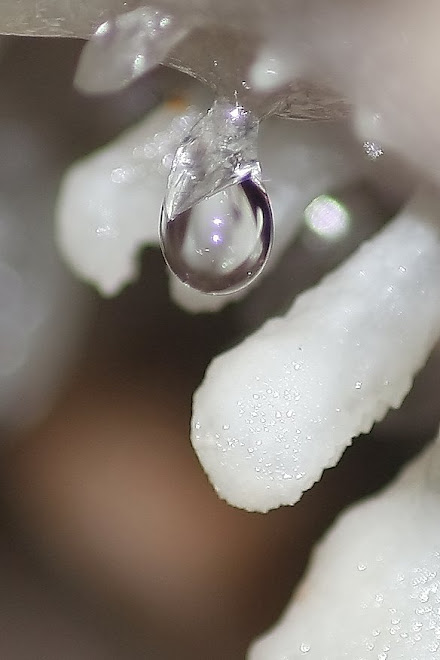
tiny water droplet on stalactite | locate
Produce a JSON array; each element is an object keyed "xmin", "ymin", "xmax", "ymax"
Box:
[{"xmin": 160, "ymin": 176, "xmax": 273, "ymax": 294}]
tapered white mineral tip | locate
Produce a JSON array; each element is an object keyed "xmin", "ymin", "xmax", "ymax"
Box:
[
  {"xmin": 250, "ymin": 435, "xmax": 440, "ymax": 659},
  {"xmin": 56, "ymin": 101, "xmax": 204, "ymax": 296},
  {"xmin": 192, "ymin": 186, "xmax": 440, "ymax": 512}
]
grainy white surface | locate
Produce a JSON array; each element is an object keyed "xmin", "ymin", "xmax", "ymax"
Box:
[
  {"xmin": 192, "ymin": 188, "xmax": 440, "ymax": 511},
  {"xmin": 250, "ymin": 436, "xmax": 440, "ymax": 659}
]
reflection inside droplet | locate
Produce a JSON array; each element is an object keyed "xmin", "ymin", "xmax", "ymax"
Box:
[{"xmin": 160, "ymin": 177, "xmax": 273, "ymax": 294}]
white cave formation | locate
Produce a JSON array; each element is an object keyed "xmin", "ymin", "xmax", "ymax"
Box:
[{"xmin": 1, "ymin": 1, "xmax": 440, "ymax": 658}]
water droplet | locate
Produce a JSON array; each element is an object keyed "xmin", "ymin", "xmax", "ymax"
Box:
[
  {"xmin": 300, "ymin": 642, "xmax": 310, "ymax": 654},
  {"xmin": 160, "ymin": 176, "xmax": 273, "ymax": 294}
]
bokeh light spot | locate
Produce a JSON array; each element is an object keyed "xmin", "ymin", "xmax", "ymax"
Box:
[{"xmin": 304, "ymin": 195, "xmax": 350, "ymax": 241}]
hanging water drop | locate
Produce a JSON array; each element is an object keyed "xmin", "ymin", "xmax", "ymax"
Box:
[
  {"xmin": 159, "ymin": 99, "xmax": 273, "ymax": 293},
  {"xmin": 160, "ymin": 175, "xmax": 273, "ymax": 294}
]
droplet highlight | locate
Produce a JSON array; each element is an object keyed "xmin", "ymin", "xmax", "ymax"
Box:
[{"xmin": 160, "ymin": 175, "xmax": 273, "ymax": 294}]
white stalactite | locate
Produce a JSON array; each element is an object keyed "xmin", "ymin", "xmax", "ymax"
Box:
[{"xmin": 192, "ymin": 187, "xmax": 440, "ymax": 512}]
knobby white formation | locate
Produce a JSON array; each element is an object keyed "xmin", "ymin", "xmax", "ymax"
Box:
[
  {"xmin": 57, "ymin": 100, "xmax": 204, "ymax": 296},
  {"xmin": 192, "ymin": 187, "xmax": 440, "ymax": 512},
  {"xmin": 250, "ymin": 435, "xmax": 440, "ymax": 659}
]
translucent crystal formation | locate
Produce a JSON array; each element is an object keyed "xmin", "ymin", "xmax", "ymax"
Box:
[
  {"xmin": 74, "ymin": 6, "xmax": 189, "ymax": 94},
  {"xmin": 163, "ymin": 100, "xmax": 261, "ymax": 219}
]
